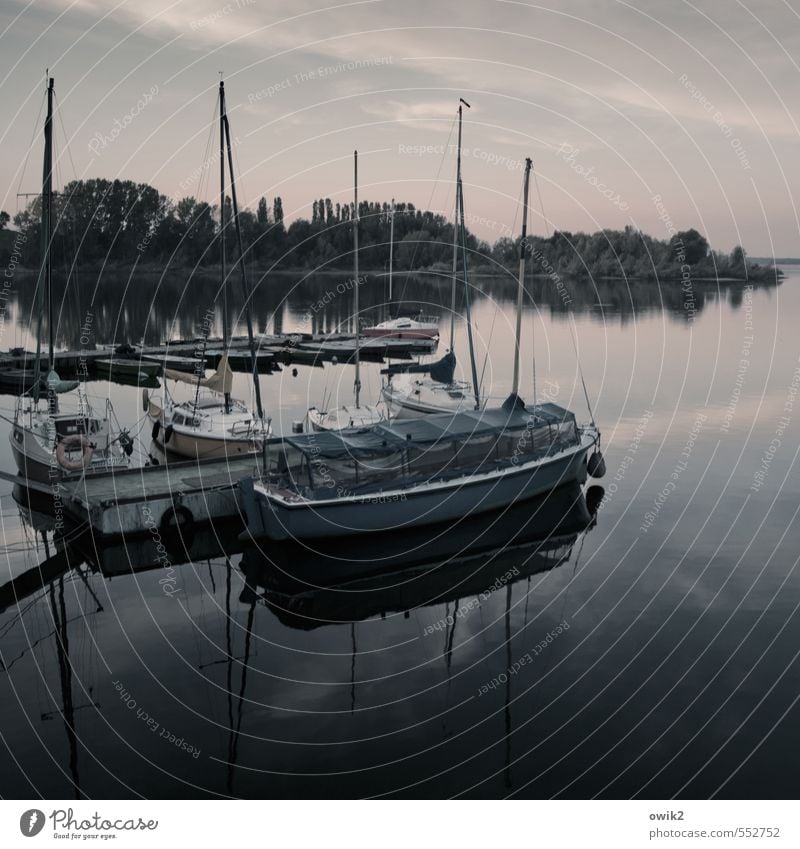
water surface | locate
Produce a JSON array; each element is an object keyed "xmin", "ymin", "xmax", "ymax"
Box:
[{"xmin": 0, "ymin": 266, "xmax": 797, "ymax": 798}]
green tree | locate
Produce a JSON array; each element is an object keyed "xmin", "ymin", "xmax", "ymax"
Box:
[{"xmin": 257, "ymin": 196, "xmax": 269, "ymax": 225}]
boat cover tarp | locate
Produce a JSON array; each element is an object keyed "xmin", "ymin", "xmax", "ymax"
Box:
[
  {"xmin": 283, "ymin": 403, "xmax": 577, "ymax": 461},
  {"xmin": 164, "ymin": 353, "xmax": 233, "ymax": 394}
]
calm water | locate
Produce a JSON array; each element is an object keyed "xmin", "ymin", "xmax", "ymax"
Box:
[{"xmin": 0, "ymin": 266, "xmax": 798, "ymax": 799}]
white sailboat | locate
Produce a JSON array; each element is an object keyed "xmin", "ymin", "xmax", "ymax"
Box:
[
  {"xmin": 307, "ymin": 150, "xmax": 383, "ymax": 432},
  {"xmin": 365, "ymin": 201, "xmax": 440, "ymax": 340},
  {"xmin": 10, "ymin": 76, "xmax": 132, "ymax": 483},
  {"xmin": 383, "ymin": 98, "xmax": 481, "ymax": 418},
  {"xmin": 146, "ymin": 79, "xmax": 268, "ymax": 459}
]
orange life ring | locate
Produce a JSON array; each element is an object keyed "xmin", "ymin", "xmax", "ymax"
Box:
[{"xmin": 56, "ymin": 434, "xmax": 95, "ymax": 472}]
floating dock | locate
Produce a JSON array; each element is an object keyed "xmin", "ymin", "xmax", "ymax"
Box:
[
  {"xmin": 56, "ymin": 453, "xmax": 264, "ymax": 538},
  {"xmin": 0, "ymin": 332, "xmax": 437, "ymax": 379}
]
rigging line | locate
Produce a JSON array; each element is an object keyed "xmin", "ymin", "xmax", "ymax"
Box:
[
  {"xmin": 477, "ymin": 177, "xmax": 525, "ymax": 391},
  {"xmin": 189, "ymin": 98, "xmax": 223, "ymax": 415},
  {"xmin": 397, "ymin": 113, "xmax": 458, "ymax": 303},
  {"xmin": 53, "ymin": 91, "xmax": 80, "ymax": 187},
  {"xmin": 532, "ymin": 166, "xmax": 551, "ymax": 236},
  {"xmin": 15, "ymin": 86, "xmax": 47, "ymax": 201}
]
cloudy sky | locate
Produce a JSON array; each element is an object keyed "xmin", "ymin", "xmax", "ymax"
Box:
[{"xmin": 1, "ymin": 0, "xmax": 798, "ymax": 255}]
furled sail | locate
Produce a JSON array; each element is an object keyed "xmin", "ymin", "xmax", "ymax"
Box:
[{"xmin": 164, "ymin": 353, "xmax": 233, "ymax": 395}]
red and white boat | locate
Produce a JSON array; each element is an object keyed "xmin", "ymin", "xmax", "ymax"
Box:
[{"xmin": 364, "ymin": 314, "xmax": 439, "ymax": 339}]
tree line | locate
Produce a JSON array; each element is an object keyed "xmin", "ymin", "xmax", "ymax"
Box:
[{"xmin": 0, "ymin": 178, "xmax": 779, "ymax": 283}]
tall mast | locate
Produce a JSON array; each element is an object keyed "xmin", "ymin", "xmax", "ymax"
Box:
[
  {"xmin": 449, "ymin": 99, "xmax": 469, "ymax": 352},
  {"xmin": 45, "ymin": 77, "xmax": 54, "ymax": 376},
  {"xmin": 353, "ymin": 150, "xmax": 361, "ymax": 409},
  {"xmin": 511, "ymin": 158, "xmax": 532, "ymax": 399},
  {"xmin": 219, "ymin": 79, "xmax": 230, "ymax": 412},
  {"xmin": 458, "ymin": 179, "xmax": 481, "ymax": 410},
  {"xmin": 220, "ymin": 85, "xmax": 264, "ymax": 422},
  {"xmin": 388, "ymin": 198, "xmax": 394, "ymax": 303}
]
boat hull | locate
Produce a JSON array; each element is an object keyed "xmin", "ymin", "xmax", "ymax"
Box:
[
  {"xmin": 9, "ymin": 424, "xmax": 125, "ymax": 484},
  {"xmin": 364, "ymin": 327, "xmax": 439, "ymax": 340},
  {"xmin": 241, "ymin": 433, "xmax": 595, "ymax": 541},
  {"xmin": 382, "ymin": 380, "xmax": 475, "ymax": 417},
  {"xmin": 148, "ymin": 399, "xmax": 264, "ymax": 460},
  {"xmin": 306, "ymin": 404, "xmax": 383, "ymax": 432},
  {"xmin": 96, "ymin": 358, "xmax": 160, "ymax": 378}
]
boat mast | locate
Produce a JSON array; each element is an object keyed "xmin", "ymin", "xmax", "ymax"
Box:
[
  {"xmin": 220, "ymin": 82, "xmax": 264, "ymax": 422},
  {"xmin": 219, "ymin": 79, "xmax": 230, "ymax": 413},
  {"xmin": 388, "ymin": 198, "xmax": 394, "ymax": 303},
  {"xmin": 32, "ymin": 77, "xmax": 55, "ymax": 407},
  {"xmin": 449, "ymin": 99, "xmax": 469, "ymax": 352},
  {"xmin": 45, "ymin": 77, "xmax": 54, "ymax": 380},
  {"xmin": 511, "ymin": 158, "xmax": 532, "ymax": 400},
  {"xmin": 458, "ymin": 179, "xmax": 481, "ymax": 410},
  {"xmin": 353, "ymin": 150, "xmax": 361, "ymax": 409}
]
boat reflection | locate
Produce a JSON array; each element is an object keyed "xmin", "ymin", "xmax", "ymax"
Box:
[
  {"xmin": 2, "ymin": 479, "xmax": 602, "ymax": 797},
  {"xmin": 238, "ymin": 483, "xmax": 603, "ymax": 629}
]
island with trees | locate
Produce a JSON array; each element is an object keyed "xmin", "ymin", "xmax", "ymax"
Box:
[{"xmin": 0, "ymin": 178, "xmax": 781, "ymax": 285}]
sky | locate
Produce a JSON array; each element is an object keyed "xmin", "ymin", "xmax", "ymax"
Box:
[{"xmin": 1, "ymin": 0, "xmax": 799, "ymax": 256}]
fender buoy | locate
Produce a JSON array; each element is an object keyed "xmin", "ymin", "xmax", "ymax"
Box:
[
  {"xmin": 159, "ymin": 504, "xmax": 195, "ymax": 557},
  {"xmin": 151, "ymin": 420, "xmax": 161, "ymax": 441},
  {"xmin": 588, "ymin": 451, "xmax": 607, "ymax": 479},
  {"xmin": 160, "ymin": 504, "xmax": 194, "ymax": 534},
  {"xmin": 163, "ymin": 423, "xmax": 174, "ymax": 444},
  {"xmin": 56, "ymin": 434, "xmax": 94, "ymax": 472},
  {"xmin": 142, "ymin": 388, "xmax": 149, "ymax": 412}
]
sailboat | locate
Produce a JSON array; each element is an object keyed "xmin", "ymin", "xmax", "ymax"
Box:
[
  {"xmin": 146, "ymin": 80, "xmax": 268, "ymax": 459},
  {"xmin": 383, "ymin": 98, "xmax": 481, "ymax": 418},
  {"xmin": 306, "ymin": 150, "xmax": 383, "ymax": 431},
  {"xmin": 240, "ymin": 157, "xmax": 605, "ymax": 542},
  {"xmin": 365, "ymin": 201, "xmax": 439, "ymax": 340},
  {"xmin": 10, "ymin": 77, "xmax": 132, "ymax": 484}
]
